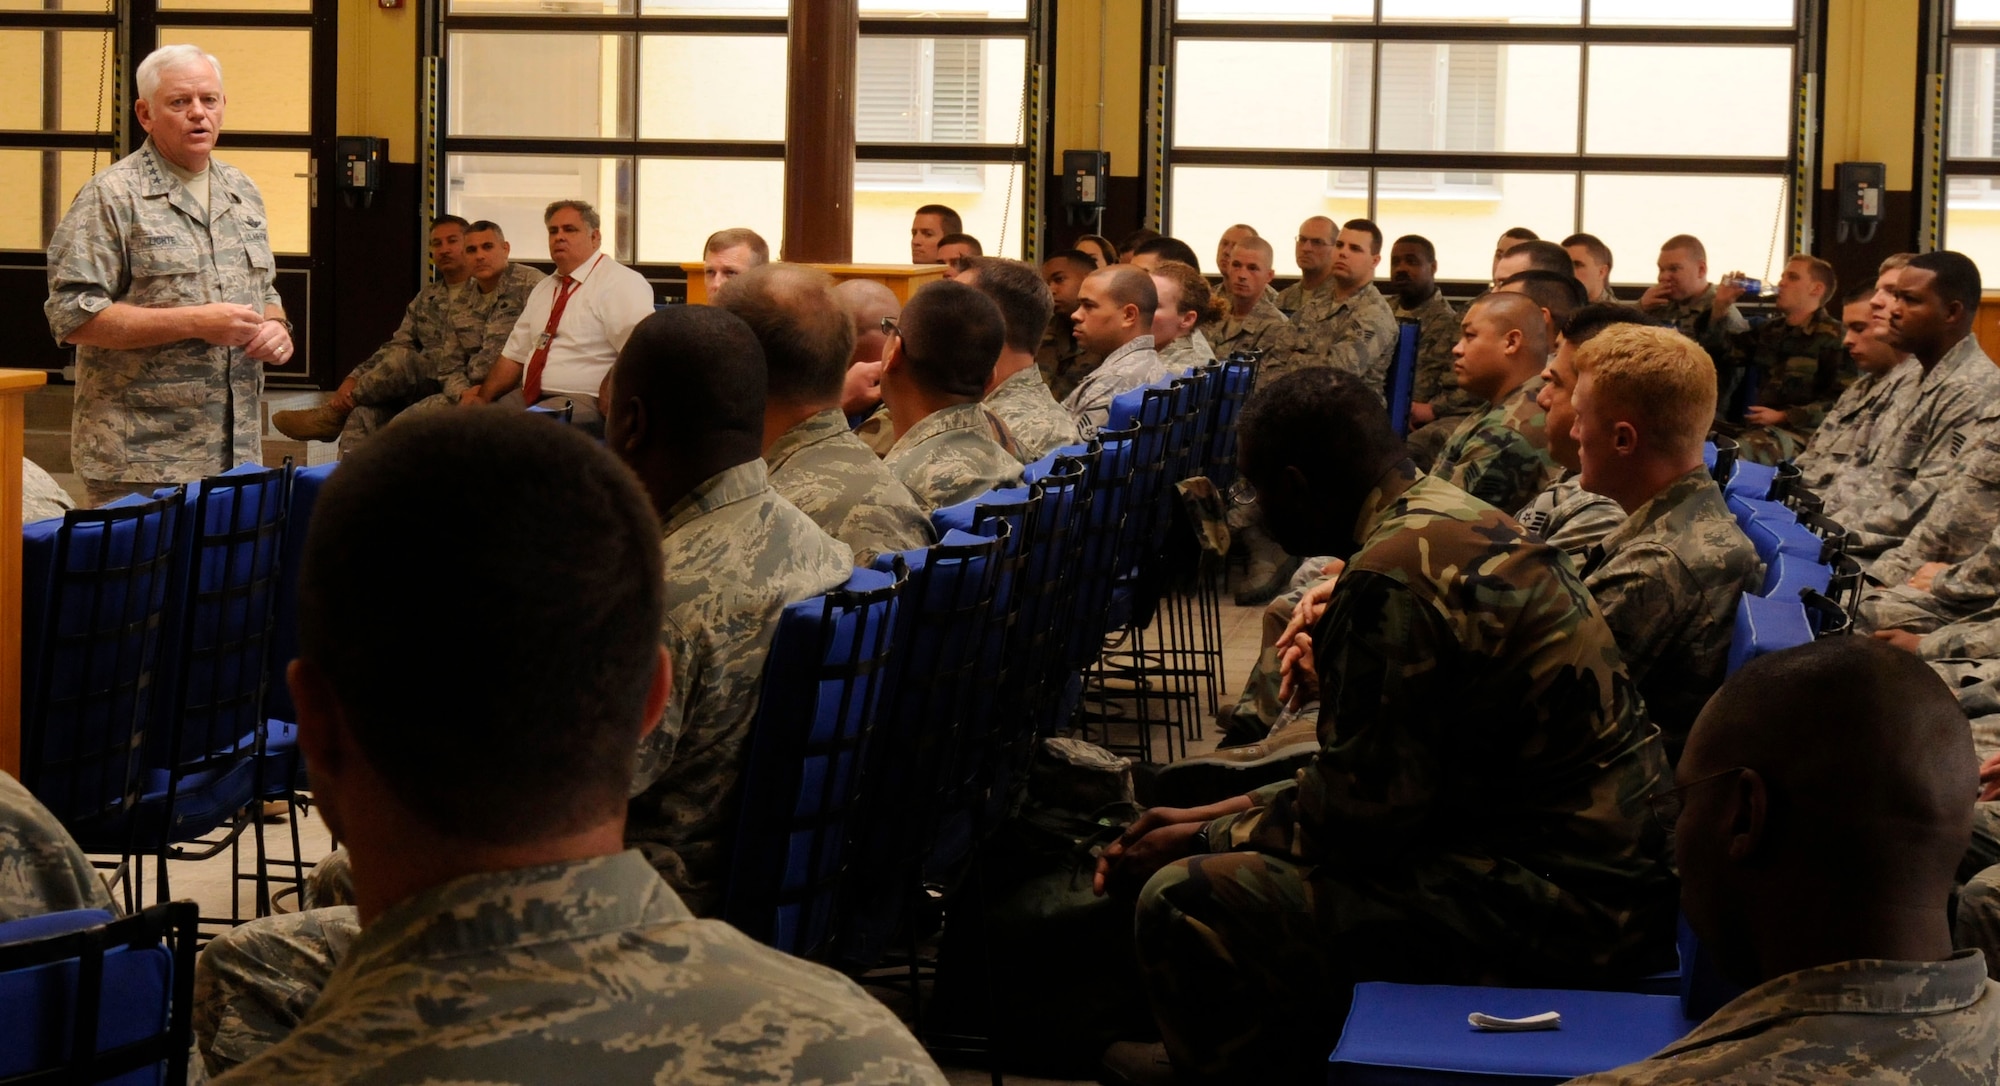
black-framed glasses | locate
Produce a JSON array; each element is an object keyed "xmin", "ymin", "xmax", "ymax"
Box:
[
  {"xmin": 1645, "ymin": 765, "xmax": 1749, "ymax": 831},
  {"xmin": 1228, "ymin": 479, "xmax": 1258, "ymax": 507}
]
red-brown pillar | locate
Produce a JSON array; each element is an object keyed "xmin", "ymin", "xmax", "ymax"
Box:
[{"xmin": 782, "ymin": 0, "xmax": 857, "ymax": 262}]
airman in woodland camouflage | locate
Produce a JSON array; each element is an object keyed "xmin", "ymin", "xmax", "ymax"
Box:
[
  {"xmin": 1795, "ymin": 292, "xmax": 1914, "ymax": 500},
  {"xmin": 1394, "ymin": 234, "xmax": 1473, "ymax": 468},
  {"xmin": 46, "ymin": 46, "xmax": 290, "ymax": 506},
  {"xmin": 1572, "ymin": 325, "xmax": 1762, "ymax": 757},
  {"xmin": 1096, "ymin": 369, "xmax": 1673, "ymax": 1085},
  {"xmin": 1705, "ymin": 256, "xmax": 1850, "ymax": 465},
  {"xmin": 1284, "ymin": 220, "xmax": 1399, "ymax": 396},
  {"xmin": 1572, "ymin": 639, "xmax": 2000, "ymax": 1086},
  {"xmin": 963, "ymin": 256, "xmax": 1086, "ymax": 462},
  {"xmin": 611, "ymin": 310, "xmax": 854, "ymax": 915},
  {"xmin": 0, "ymin": 771, "xmax": 112, "ymax": 922},
  {"xmin": 1430, "ymin": 292, "xmax": 1561, "ymax": 516},
  {"xmin": 1827, "ymin": 253, "xmax": 2000, "ymax": 558},
  {"xmin": 1637, "ymin": 234, "xmax": 1748, "ymax": 344}
]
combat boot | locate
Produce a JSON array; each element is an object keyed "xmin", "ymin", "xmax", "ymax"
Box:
[
  {"xmin": 1233, "ymin": 522, "xmax": 1301, "ymax": 607},
  {"xmin": 1134, "ymin": 710, "xmax": 1321, "ymax": 808},
  {"xmin": 272, "ymin": 403, "xmax": 351, "ymax": 442}
]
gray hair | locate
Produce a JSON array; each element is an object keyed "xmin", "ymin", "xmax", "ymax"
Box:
[
  {"xmin": 544, "ymin": 199, "xmax": 600, "ymax": 231},
  {"xmin": 137, "ymin": 45, "xmax": 223, "ymax": 102}
]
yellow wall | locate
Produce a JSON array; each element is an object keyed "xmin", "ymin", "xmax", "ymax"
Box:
[
  {"xmin": 1052, "ymin": 0, "xmax": 1141, "ymax": 178},
  {"xmin": 338, "ymin": 0, "xmax": 417, "ymax": 165},
  {"xmin": 1822, "ymin": 0, "xmax": 1920, "ymax": 192}
]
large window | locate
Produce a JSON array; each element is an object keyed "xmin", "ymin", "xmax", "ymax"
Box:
[
  {"xmin": 1946, "ymin": 2, "xmax": 2000, "ymax": 274},
  {"xmin": 1165, "ymin": 1, "xmax": 1805, "ymax": 285},
  {"xmin": 436, "ymin": 0, "xmax": 1037, "ymax": 278}
]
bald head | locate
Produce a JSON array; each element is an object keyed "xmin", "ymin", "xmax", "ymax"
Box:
[{"xmin": 833, "ymin": 278, "xmax": 901, "ymax": 367}]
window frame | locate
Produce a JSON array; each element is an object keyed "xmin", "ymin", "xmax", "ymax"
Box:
[{"xmin": 1943, "ymin": 6, "xmax": 2000, "ymax": 237}]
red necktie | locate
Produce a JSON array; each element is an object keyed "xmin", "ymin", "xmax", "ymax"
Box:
[{"xmin": 521, "ymin": 273, "xmax": 578, "ymax": 405}]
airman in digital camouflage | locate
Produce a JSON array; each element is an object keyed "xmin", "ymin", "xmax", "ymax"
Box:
[
  {"xmin": 1390, "ymin": 235, "xmax": 1473, "ymax": 467},
  {"xmin": 1825, "ymin": 253, "xmax": 2000, "ymax": 559},
  {"xmin": 1703, "ymin": 255, "xmax": 1849, "ymax": 464},
  {"xmin": 1636, "ymin": 234, "xmax": 1748, "ymax": 345},
  {"xmin": 196, "ymin": 904, "xmax": 359, "ymax": 1078},
  {"xmin": 1148, "ymin": 259, "xmax": 1220, "ymax": 380},
  {"xmin": 715, "ymin": 263, "xmax": 933, "ymax": 565},
  {"xmin": 1572, "ymin": 324, "xmax": 1762, "ymax": 758},
  {"xmin": 879, "ymin": 281, "xmax": 1027, "ymax": 510},
  {"xmin": 1095, "ymin": 368, "xmax": 1673, "ymax": 1086},
  {"xmin": 1796, "ymin": 287, "xmax": 1915, "ymax": 502},
  {"xmin": 1283, "ymin": 220, "xmax": 1399, "ymax": 397},
  {"xmin": 1064, "ymin": 266, "xmax": 1170, "ymax": 442},
  {"xmin": 1570, "ymin": 639, "xmax": 2000, "ymax": 1086},
  {"xmin": 0, "ymin": 771, "xmax": 112, "ymax": 922},
  {"xmin": 1430, "ymin": 292, "xmax": 1561, "ymax": 516},
  {"xmin": 612, "ymin": 309, "xmax": 854, "ymax": 914},
  {"xmin": 1201, "ymin": 236, "xmax": 1293, "ymax": 364},
  {"xmin": 46, "ymin": 45, "xmax": 290, "ymax": 507},
  {"xmin": 208, "ymin": 406, "xmax": 938, "ymax": 1086},
  {"xmin": 1274, "ymin": 216, "xmax": 1338, "ymax": 319},
  {"xmin": 964, "ymin": 256, "xmax": 1086, "ymax": 462}
]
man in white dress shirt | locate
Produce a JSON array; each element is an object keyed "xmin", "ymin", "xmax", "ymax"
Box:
[{"xmin": 475, "ymin": 199, "xmax": 655, "ymax": 435}]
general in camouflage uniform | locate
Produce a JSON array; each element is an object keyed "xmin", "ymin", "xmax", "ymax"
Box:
[
  {"xmin": 1580, "ymin": 466, "xmax": 1762, "ymax": 757},
  {"xmin": 626, "ymin": 460, "xmax": 853, "ymax": 915},
  {"xmin": 1430, "ymin": 374, "xmax": 1561, "ymax": 517},
  {"xmin": 1567, "ymin": 953, "xmax": 2000, "ymax": 1084},
  {"xmin": 765, "ymin": 407, "xmax": 934, "ymax": 565},
  {"xmin": 1286, "ymin": 282, "xmax": 1399, "ymax": 397},
  {"xmin": 983, "ymin": 364, "xmax": 1080, "ymax": 462},
  {"xmin": 1643, "ymin": 283, "xmax": 1747, "ymax": 343},
  {"xmin": 1201, "ymin": 296, "xmax": 1291, "ymax": 369},
  {"xmin": 336, "ymin": 264, "xmax": 546, "ymax": 452},
  {"xmin": 1138, "ymin": 463, "xmax": 1675, "ymax": 1082},
  {"xmin": 1063, "ymin": 334, "xmax": 1168, "ymax": 442},
  {"xmin": 1707, "ymin": 309, "xmax": 1851, "ymax": 465},
  {"xmin": 46, "ymin": 138, "xmax": 283, "ymax": 502},
  {"xmin": 883, "ymin": 402, "xmax": 1026, "ymax": 512},
  {"xmin": 1827, "ymin": 335, "xmax": 2000, "ymax": 558},
  {"xmin": 0, "ymin": 771, "xmax": 113, "ymax": 922},
  {"xmin": 209, "ymin": 852, "xmax": 947, "ymax": 1085},
  {"xmin": 1399, "ymin": 290, "xmax": 1474, "ymax": 468},
  {"xmin": 1035, "ymin": 321, "xmax": 1100, "ymax": 403},
  {"xmin": 1797, "ymin": 358, "xmax": 1915, "ymax": 500}
]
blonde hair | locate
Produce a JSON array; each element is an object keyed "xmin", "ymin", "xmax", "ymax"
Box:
[{"xmin": 1572, "ymin": 324, "xmax": 1716, "ymax": 459}]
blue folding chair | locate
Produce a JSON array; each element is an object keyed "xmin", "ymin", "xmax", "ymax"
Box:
[
  {"xmin": 1743, "ymin": 515, "xmax": 1824, "ymax": 566},
  {"xmin": 1760, "ymin": 552, "xmax": 1832, "ymax": 601},
  {"xmin": 1386, "ymin": 319, "xmax": 1420, "ymax": 438},
  {"xmin": 0, "ymin": 901, "xmax": 197, "ymax": 1086},
  {"xmin": 1704, "ymin": 434, "xmax": 1738, "ymax": 486},
  {"xmin": 1206, "ymin": 356, "xmax": 1256, "ymax": 493},
  {"xmin": 1727, "ymin": 592, "xmax": 1815, "ymax": 676},
  {"xmin": 721, "ymin": 563, "xmax": 901, "ymax": 961},
  {"xmin": 1722, "ymin": 459, "xmax": 1779, "ymax": 502}
]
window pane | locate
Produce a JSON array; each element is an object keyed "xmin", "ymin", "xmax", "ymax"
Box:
[
  {"xmin": 216, "ymin": 148, "xmax": 309, "ymax": 253},
  {"xmin": 1377, "ymin": 170, "xmax": 1576, "ymax": 281},
  {"xmin": 1580, "ymin": 173, "xmax": 1789, "ymax": 287},
  {"xmin": 1173, "ymin": 39, "xmax": 1371, "ymax": 150},
  {"xmin": 1952, "ymin": 46, "xmax": 2000, "ymax": 160},
  {"xmin": 0, "ymin": 30, "xmax": 115, "ymax": 133},
  {"xmin": 638, "ymin": 0, "xmax": 1026, "ymax": 14},
  {"xmin": 0, "ymin": 0, "xmax": 110, "ymax": 11},
  {"xmin": 1169, "ymin": 166, "xmax": 1368, "ymax": 277},
  {"xmin": 638, "ymin": 35, "xmax": 785, "ymax": 140},
  {"xmin": 0, "ymin": 149, "xmax": 112, "ymax": 250},
  {"xmin": 1945, "ymin": 197, "xmax": 2000, "ymax": 282},
  {"xmin": 161, "ymin": 28, "xmax": 311, "ymax": 133},
  {"xmin": 1961, "ymin": 0, "xmax": 2000, "ymax": 27},
  {"xmin": 1176, "ymin": 0, "xmax": 1370, "ymax": 21},
  {"xmin": 857, "ymin": 37, "xmax": 1025, "ymax": 150},
  {"xmin": 1588, "ymin": 0, "xmax": 1793, "ymax": 27},
  {"xmin": 636, "ymin": 157, "xmax": 782, "ymax": 264},
  {"xmin": 1376, "ymin": 42, "xmax": 1579, "ymax": 154},
  {"xmin": 1585, "ymin": 45, "xmax": 1791, "ymax": 157},
  {"xmin": 450, "ymin": 33, "xmax": 631, "ymax": 140},
  {"xmin": 853, "ymin": 162, "xmax": 1021, "ymax": 263},
  {"xmin": 453, "ymin": 0, "xmax": 629, "ymax": 16},
  {"xmin": 1382, "ymin": 0, "xmax": 1578, "ymax": 24},
  {"xmin": 449, "ymin": 154, "xmax": 635, "ymax": 264},
  {"xmin": 160, "ymin": 0, "xmax": 310, "ymax": 12}
]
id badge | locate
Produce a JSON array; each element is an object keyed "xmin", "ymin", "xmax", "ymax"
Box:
[{"xmin": 535, "ymin": 331, "xmax": 553, "ymax": 350}]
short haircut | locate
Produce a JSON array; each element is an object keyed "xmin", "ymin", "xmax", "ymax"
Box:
[
  {"xmin": 1394, "ymin": 234, "xmax": 1437, "ymax": 264},
  {"xmin": 431, "ymin": 214, "xmax": 471, "ymax": 235},
  {"xmin": 1341, "ymin": 218, "xmax": 1384, "ymax": 254},
  {"xmin": 1787, "ymin": 253, "xmax": 1838, "ymax": 303},
  {"xmin": 1120, "ymin": 226, "xmax": 1162, "ymax": 254},
  {"xmin": 1076, "ymin": 234, "xmax": 1120, "ymax": 264},
  {"xmin": 1561, "ymin": 232, "xmax": 1613, "ymax": 268},
  {"xmin": 1045, "ymin": 249, "xmax": 1098, "ymax": 277},
  {"xmin": 465, "ymin": 219, "xmax": 506, "ymax": 242},
  {"xmin": 1467, "ymin": 291, "xmax": 1550, "ymax": 360},
  {"xmin": 1572, "ymin": 324, "xmax": 1716, "ymax": 458},
  {"xmin": 1239, "ymin": 367, "xmax": 1402, "ymax": 490},
  {"xmin": 963, "ymin": 256, "xmax": 1053, "ymax": 354},
  {"xmin": 703, "ymin": 227, "xmax": 770, "ymax": 263},
  {"xmin": 1879, "ymin": 252, "xmax": 1916, "ymax": 274},
  {"xmin": 1136, "ymin": 236, "xmax": 1202, "ymax": 272},
  {"xmin": 899, "ymin": 280, "xmax": 1006, "ymax": 399},
  {"xmin": 1230, "ymin": 236, "xmax": 1275, "ymax": 265},
  {"xmin": 1502, "ymin": 227, "xmax": 1539, "ymax": 242},
  {"xmin": 1500, "ymin": 269, "xmax": 1589, "ymax": 332},
  {"xmin": 545, "ymin": 199, "xmax": 600, "ymax": 231},
  {"xmin": 1660, "ymin": 233, "xmax": 1707, "ymax": 263},
  {"xmin": 1151, "ymin": 260, "xmax": 1213, "ymax": 320},
  {"xmin": 1907, "ymin": 250, "xmax": 1983, "ymax": 313},
  {"xmin": 1841, "ymin": 282, "xmax": 1878, "ymax": 308},
  {"xmin": 915, "ymin": 204, "xmax": 963, "ymax": 234},
  {"xmin": 1562, "ymin": 302, "xmax": 1651, "ymax": 346},
  {"xmin": 712, "ymin": 263, "xmax": 853, "ymax": 404},
  {"xmin": 937, "ymin": 232, "xmax": 983, "ymax": 255},
  {"xmin": 137, "ymin": 44, "xmax": 221, "ymax": 101},
  {"xmin": 1226, "ymin": 223, "xmax": 1258, "ymax": 237},
  {"xmin": 1089, "ymin": 264, "xmax": 1160, "ymax": 324},
  {"xmin": 298, "ymin": 410, "xmax": 664, "ymax": 845},
  {"xmin": 617, "ymin": 306, "xmax": 767, "ymax": 455},
  {"xmin": 1502, "ymin": 240, "xmax": 1575, "ymax": 277}
]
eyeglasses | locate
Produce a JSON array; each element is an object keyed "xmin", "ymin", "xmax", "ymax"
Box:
[
  {"xmin": 879, "ymin": 315, "xmax": 900, "ymax": 338},
  {"xmin": 1297, "ymin": 236, "xmax": 1334, "ymax": 248},
  {"xmin": 1644, "ymin": 765, "xmax": 1749, "ymax": 832},
  {"xmin": 1227, "ymin": 479, "xmax": 1259, "ymax": 507}
]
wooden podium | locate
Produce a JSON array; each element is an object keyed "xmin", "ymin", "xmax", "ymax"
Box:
[
  {"xmin": 0, "ymin": 369, "xmax": 47, "ymax": 776},
  {"xmin": 680, "ymin": 263, "xmax": 946, "ymax": 306}
]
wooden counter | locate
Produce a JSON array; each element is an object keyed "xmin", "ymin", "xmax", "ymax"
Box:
[
  {"xmin": 681, "ymin": 262, "xmax": 947, "ymax": 306},
  {"xmin": 0, "ymin": 369, "xmax": 47, "ymax": 777}
]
